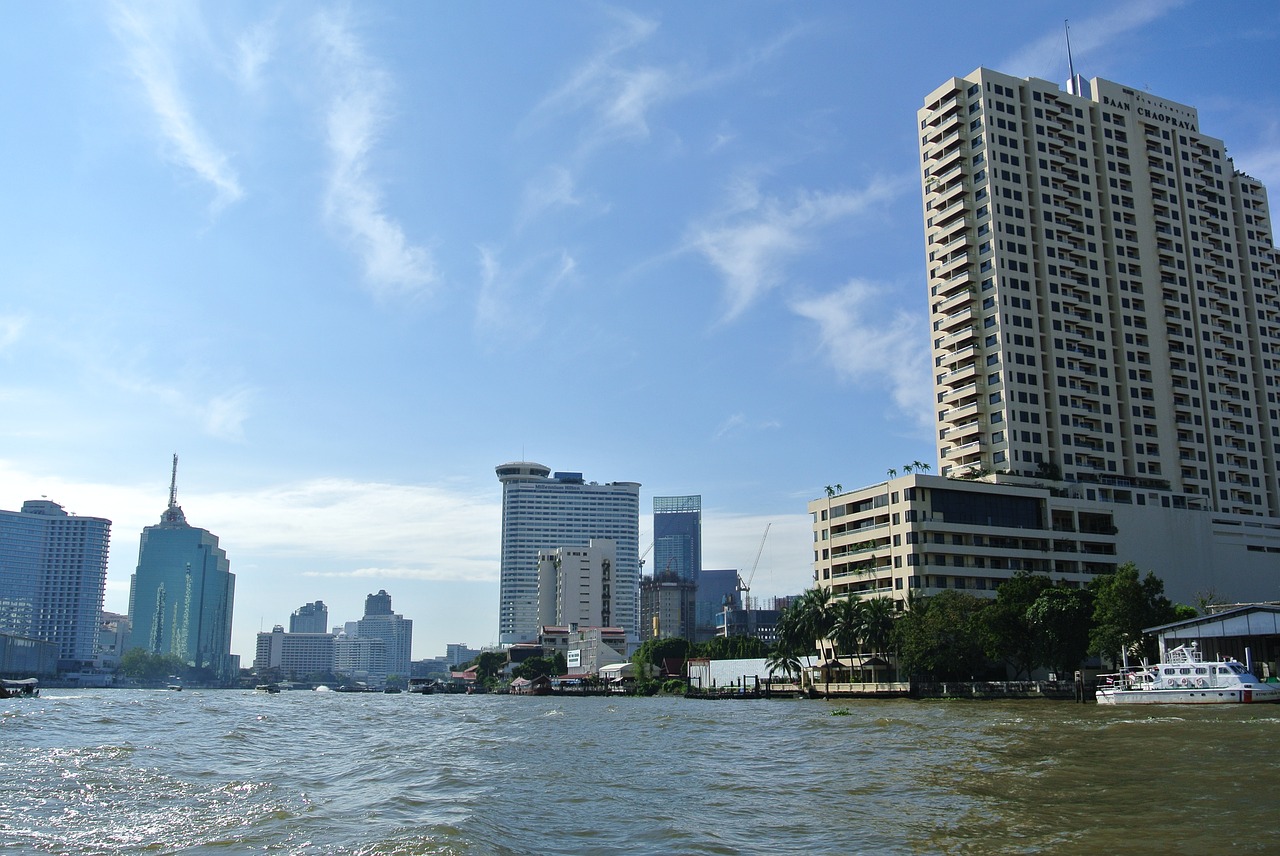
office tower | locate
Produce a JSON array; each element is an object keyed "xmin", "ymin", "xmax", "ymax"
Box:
[
  {"xmin": 0, "ymin": 499, "xmax": 111, "ymax": 666},
  {"xmin": 128, "ymin": 456, "xmax": 237, "ymax": 683},
  {"xmin": 920, "ymin": 69, "xmax": 1278, "ymax": 514},
  {"xmin": 290, "ymin": 600, "xmax": 328, "ymax": 634},
  {"xmin": 809, "ymin": 68, "xmax": 1280, "ymax": 613},
  {"xmin": 445, "ymin": 643, "xmax": 480, "ymax": 667},
  {"xmin": 653, "ymin": 496, "xmax": 701, "ymax": 581},
  {"xmin": 537, "ymin": 539, "xmax": 616, "ymax": 629},
  {"xmin": 496, "ymin": 462, "xmax": 641, "ymax": 645},
  {"xmin": 356, "ymin": 589, "xmax": 412, "ymax": 679},
  {"xmin": 695, "ymin": 568, "xmax": 741, "ymax": 642}
]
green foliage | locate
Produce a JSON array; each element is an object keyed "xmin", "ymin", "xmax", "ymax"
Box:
[
  {"xmin": 119, "ymin": 648, "xmax": 189, "ymax": 682},
  {"xmin": 1088, "ymin": 562, "xmax": 1180, "ymax": 664},
  {"xmin": 1026, "ymin": 587, "xmax": 1094, "ymax": 677},
  {"xmin": 632, "ymin": 637, "xmax": 691, "ymax": 677},
  {"xmin": 895, "ymin": 590, "xmax": 991, "ymax": 680},
  {"xmin": 694, "ymin": 635, "xmax": 769, "ymax": 661},
  {"xmin": 471, "ymin": 651, "xmax": 507, "ymax": 681},
  {"xmin": 764, "ymin": 648, "xmax": 802, "ymax": 682},
  {"xmin": 661, "ymin": 678, "xmax": 686, "ymax": 694},
  {"xmin": 982, "ymin": 572, "xmax": 1055, "ymax": 679},
  {"xmin": 510, "ymin": 653, "xmax": 567, "ymax": 680}
]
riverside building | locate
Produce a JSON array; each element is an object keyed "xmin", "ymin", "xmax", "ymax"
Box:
[
  {"xmin": 811, "ymin": 68, "xmax": 1280, "ymax": 608},
  {"xmin": 128, "ymin": 457, "xmax": 237, "ymax": 684},
  {"xmin": 0, "ymin": 499, "xmax": 111, "ymax": 668},
  {"xmin": 496, "ymin": 462, "xmax": 640, "ymax": 645}
]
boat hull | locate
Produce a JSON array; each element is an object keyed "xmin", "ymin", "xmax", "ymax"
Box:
[{"xmin": 1097, "ymin": 686, "xmax": 1280, "ymax": 705}]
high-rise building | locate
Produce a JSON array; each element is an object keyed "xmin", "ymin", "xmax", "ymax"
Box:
[
  {"xmin": 0, "ymin": 499, "xmax": 111, "ymax": 666},
  {"xmin": 128, "ymin": 457, "xmax": 237, "ymax": 684},
  {"xmin": 653, "ymin": 496, "xmax": 701, "ymax": 581},
  {"xmin": 638, "ymin": 571, "xmax": 697, "ymax": 642},
  {"xmin": 496, "ymin": 462, "xmax": 641, "ymax": 645},
  {"xmin": 920, "ymin": 69, "xmax": 1278, "ymax": 513},
  {"xmin": 810, "ymin": 68, "xmax": 1280, "ymax": 611},
  {"xmin": 537, "ymin": 539, "xmax": 617, "ymax": 630},
  {"xmin": 356, "ymin": 589, "xmax": 412, "ymax": 680},
  {"xmin": 254, "ymin": 624, "xmax": 336, "ymax": 680},
  {"xmin": 695, "ymin": 568, "xmax": 741, "ymax": 642},
  {"xmin": 290, "ymin": 600, "xmax": 328, "ymax": 634}
]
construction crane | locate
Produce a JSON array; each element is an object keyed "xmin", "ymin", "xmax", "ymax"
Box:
[
  {"xmin": 638, "ymin": 541, "xmax": 654, "ymax": 575},
  {"xmin": 736, "ymin": 523, "xmax": 771, "ymax": 610}
]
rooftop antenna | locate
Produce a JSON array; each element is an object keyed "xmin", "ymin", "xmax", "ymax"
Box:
[
  {"xmin": 169, "ymin": 453, "xmax": 179, "ymax": 509},
  {"xmin": 1064, "ymin": 20, "xmax": 1089, "ymax": 98}
]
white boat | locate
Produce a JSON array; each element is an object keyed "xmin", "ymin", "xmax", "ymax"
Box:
[{"xmin": 1097, "ymin": 643, "xmax": 1280, "ymax": 705}]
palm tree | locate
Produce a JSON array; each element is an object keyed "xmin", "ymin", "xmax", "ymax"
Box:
[
  {"xmin": 902, "ymin": 463, "xmax": 914, "ymax": 474},
  {"xmin": 886, "ymin": 468, "xmax": 897, "ymax": 478},
  {"xmin": 859, "ymin": 597, "xmax": 897, "ymax": 683},
  {"xmin": 913, "ymin": 460, "xmax": 931, "ymax": 473},
  {"xmin": 765, "ymin": 647, "xmax": 802, "ymax": 687},
  {"xmin": 831, "ymin": 597, "xmax": 864, "ymax": 685}
]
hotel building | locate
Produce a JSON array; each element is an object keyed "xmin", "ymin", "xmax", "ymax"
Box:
[
  {"xmin": 811, "ymin": 69, "xmax": 1280, "ymax": 608},
  {"xmin": 496, "ymin": 462, "xmax": 640, "ymax": 645}
]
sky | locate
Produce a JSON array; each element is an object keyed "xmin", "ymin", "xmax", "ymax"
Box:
[{"xmin": 2, "ymin": 1, "xmax": 1278, "ymax": 662}]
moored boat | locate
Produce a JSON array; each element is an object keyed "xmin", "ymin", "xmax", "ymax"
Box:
[{"xmin": 1097, "ymin": 643, "xmax": 1280, "ymax": 704}]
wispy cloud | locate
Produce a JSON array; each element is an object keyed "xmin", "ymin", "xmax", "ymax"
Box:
[
  {"xmin": 1001, "ymin": 0, "xmax": 1188, "ymax": 80},
  {"xmin": 713, "ymin": 412, "xmax": 780, "ymax": 441},
  {"xmin": 474, "ymin": 245, "xmax": 578, "ymax": 341},
  {"xmin": 518, "ymin": 166, "xmax": 589, "ymax": 230},
  {"xmin": 109, "ymin": 2, "xmax": 244, "ymax": 214},
  {"xmin": 314, "ymin": 9, "xmax": 438, "ymax": 301},
  {"xmin": 0, "ymin": 315, "xmax": 27, "ymax": 350},
  {"xmin": 1234, "ymin": 121, "xmax": 1280, "ymax": 186},
  {"xmin": 234, "ymin": 17, "xmax": 275, "ymax": 90},
  {"xmin": 90, "ymin": 360, "xmax": 255, "ymax": 442},
  {"xmin": 688, "ymin": 174, "xmax": 903, "ymax": 322},
  {"xmin": 790, "ymin": 278, "xmax": 932, "ymax": 429}
]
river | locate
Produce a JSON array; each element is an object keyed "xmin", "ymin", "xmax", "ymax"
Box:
[{"xmin": 3, "ymin": 689, "xmax": 1277, "ymax": 854}]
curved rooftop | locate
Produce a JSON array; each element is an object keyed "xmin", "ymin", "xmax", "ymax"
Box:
[{"xmin": 496, "ymin": 461, "xmax": 552, "ymax": 482}]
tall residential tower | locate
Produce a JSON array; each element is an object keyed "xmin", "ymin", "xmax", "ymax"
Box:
[
  {"xmin": 921, "ymin": 69, "xmax": 1278, "ymax": 513},
  {"xmin": 0, "ymin": 499, "xmax": 111, "ymax": 666},
  {"xmin": 496, "ymin": 462, "xmax": 640, "ymax": 645}
]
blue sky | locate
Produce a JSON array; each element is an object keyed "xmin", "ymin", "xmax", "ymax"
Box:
[{"xmin": 2, "ymin": 1, "xmax": 1278, "ymax": 661}]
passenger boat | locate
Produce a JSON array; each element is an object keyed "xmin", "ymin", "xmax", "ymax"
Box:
[
  {"xmin": 1097, "ymin": 643, "xmax": 1280, "ymax": 704},
  {"xmin": 0, "ymin": 678, "xmax": 40, "ymax": 698}
]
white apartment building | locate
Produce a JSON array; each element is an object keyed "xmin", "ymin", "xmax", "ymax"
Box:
[
  {"xmin": 810, "ymin": 68, "xmax": 1280, "ymax": 609},
  {"xmin": 537, "ymin": 539, "xmax": 616, "ymax": 630},
  {"xmin": 496, "ymin": 463, "xmax": 640, "ymax": 645},
  {"xmin": 921, "ymin": 69, "xmax": 1278, "ymax": 514}
]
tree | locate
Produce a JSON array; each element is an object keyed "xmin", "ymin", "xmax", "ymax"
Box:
[
  {"xmin": 1027, "ymin": 587, "xmax": 1094, "ymax": 678},
  {"xmin": 764, "ymin": 648, "xmax": 802, "ymax": 683},
  {"xmin": 696, "ymin": 635, "xmax": 768, "ymax": 661},
  {"xmin": 632, "ymin": 637, "xmax": 691, "ymax": 677},
  {"xmin": 511, "ymin": 655, "xmax": 563, "ymax": 680},
  {"xmin": 895, "ymin": 591, "xmax": 991, "ymax": 680},
  {"xmin": 859, "ymin": 597, "xmax": 896, "ymax": 657},
  {"xmin": 1088, "ymin": 562, "xmax": 1179, "ymax": 665},
  {"xmin": 472, "ymin": 651, "xmax": 507, "ymax": 682},
  {"xmin": 982, "ymin": 572, "xmax": 1054, "ymax": 678},
  {"xmin": 830, "ymin": 597, "xmax": 862, "ymax": 680},
  {"xmin": 119, "ymin": 649, "xmax": 188, "ymax": 682}
]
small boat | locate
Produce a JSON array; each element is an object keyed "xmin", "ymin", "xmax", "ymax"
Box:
[
  {"xmin": 0, "ymin": 678, "xmax": 40, "ymax": 699},
  {"xmin": 1097, "ymin": 643, "xmax": 1280, "ymax": 705},
  {"xmin": 255, "ymin": 683, "xmax": 281, "ymax": 694}
]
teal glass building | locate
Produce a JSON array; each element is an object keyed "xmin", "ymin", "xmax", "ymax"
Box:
[{"xmin": 128, "ymin": 460, "xmax": 236, "ymax": 683}]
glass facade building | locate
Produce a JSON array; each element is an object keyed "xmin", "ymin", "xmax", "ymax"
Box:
[
  {"xmin": 0, "ymin": 499, "xmax": 111, "ymax": 665},
  {"xmin": 652, "ymin": 496, "xmax": 701, "ymax": 582},
  {"xmin": 128, "ymin": 462, "xmax": 236, "ymax": 683}
]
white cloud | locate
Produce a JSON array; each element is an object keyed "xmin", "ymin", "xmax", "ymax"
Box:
[
  {"xmin": 314, "ymin": 9, "xmax": 438, "ymax": 300},
  {"xmin": 473, "ymin": 245, "xmax": 578, "ymax": 341},
  {"xmin": 0, "ymin": 463, "xmax": 501, "ymax": 596},
  {"xmin": 689, "ymin": 175, "xmax": 902, "ymax": 322},
  {"xmin": 1233, "ymin": 122, "xmax": 1280, "ymax": 186},
  {"xmin": 109, "ymin": 2, "xmax": 244, "ymax": 214},
  {"xmin": 234, "ymin": 17, "xmax": 275, "ymax": 90},
  {"xmin": 0, "ymin": 315, "xmax": 26, "ymax": 350},
  {"xmin": 89, "ymin": 360, "xmax": 256, "ymax": 442},
  {"xmin": 1001, "ymin": 0, "xmax": 1188, "ymax": 80},
  {"xmin": 701, "ymin": 510, "xmax": 814, "ymax": 601},
  {"xmin": 790, "ymin": 278, "xmax": 933, "ymax": 429}
]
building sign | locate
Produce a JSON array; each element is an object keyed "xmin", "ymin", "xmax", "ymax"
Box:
[{"xmin": 567, "ymin": 649, "xmax": 581, "ymax": 669}]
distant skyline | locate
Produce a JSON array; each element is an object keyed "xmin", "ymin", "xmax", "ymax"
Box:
[{"xmin": 2, "ymin": 2, "xmax": 1277, "ymax": 659}]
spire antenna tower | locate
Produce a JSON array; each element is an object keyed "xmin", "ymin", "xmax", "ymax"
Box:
[{"xmin": 169, "ymin": 453, "xmax": 179, "ymax": 510}]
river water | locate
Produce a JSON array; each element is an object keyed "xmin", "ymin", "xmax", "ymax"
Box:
[{"xmin": 3, "ymin": 689, "xmax": 1278, "ymax": 854}]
